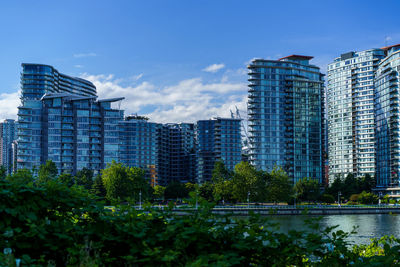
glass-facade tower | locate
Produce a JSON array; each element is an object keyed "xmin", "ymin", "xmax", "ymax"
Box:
[
  {"xmin": 247, "ymin": 56, "xmax": 324, "ymax": 184},
  {"xmin": 18, "ymin": 64, "xmax": 97, "ymax": 170},
  {"xmin": 0, "ymin": 119, "xmax": 17, "ymax": 174},
  {"xmin": 327, "ymin": 49, "xmax": 384, "ymax": 182},
  {"xmin": 196, "ymin": 117, "xmax": 242, "ymax": 183},
  {"xmin": 375, "ymin": 44, "xmax": 400, "ymax": 188},
  {"xmin": 119, "ymin": 115, "xmax": 160, "ymax": 186}
]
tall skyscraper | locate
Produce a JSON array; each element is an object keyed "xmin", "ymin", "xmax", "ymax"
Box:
[
  {"xmin": 375, "ymin": 44, "xmax": 400, "ymax": 190},
  {"xmin": 327, "ymin": 49, "xmax": 385, "ymax": 182},
  {"xmin": 18, "ymin": 64, "xmax": 97, "ymax": 171},
  {"xmin": 247, "ymin": 56, "xmax": 324, "ymax": 184},
  {"xmin": 0, "ymin": 119, "xmax": 17, "ymax": 174},
  {"xmin": 196, "ymin": 117, "xmax": 242, "ymax": 183}
]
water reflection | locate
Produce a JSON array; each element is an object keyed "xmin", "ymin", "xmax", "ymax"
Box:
[{"xmin": 267, "ymin": 214, "xmax": 400, "ymax": 245}]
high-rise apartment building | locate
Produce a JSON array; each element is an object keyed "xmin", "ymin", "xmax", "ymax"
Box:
[
  {"xmin": 18, "ymin": 64, "xmax": 97, "ymax": 170},
  {"xmin": 158, "ymin": 123, "xmax": 196, "ymax": 185},
  {"xmin": 247, "ymin": 56, "xmax": 324, "ymax": 184},
  {"xmin": 40, "ymin": 93, "xmax": 123, "ymax": 174},
  {"xmin": 0, "ymin": 119, "xmax": 17, "ymax": 174},
  {"xmin": 327, "ymin": 49, "xmax": 385, "ymax": 182},
  {"xmin": 375, "ymin": 44, "xmax": 400, "ymax": 189},
  {"xmin": 119, "ymin": 115, "xmax": 160, "ymax": 186},
  {"xmin": 196, "ymin": 117, "xmax": 242, "ymax": 183}
]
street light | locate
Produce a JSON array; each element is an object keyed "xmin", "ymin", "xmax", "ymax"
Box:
[
  {"xmin": 247, "ymin": 191, "xmax": 250, "ymax": 209},
  {"xmin": 139, "ymin": 190, "xmax": 142, "ymax": 210},
  {"xmin": 338, "ymin": 191, "xmax": 341, "ymax": 207}
]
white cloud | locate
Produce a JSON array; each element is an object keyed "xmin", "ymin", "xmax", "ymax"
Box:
[
  {"xmin": 202, "ymin": 63, "xmax": 225, "ymax": 73},
  {"xmin": 73, "ymin": 52, "xmax": 97, "ymax": 58},
  {"xmin": 74, "ymin": 64, "xmax": 84, "ymax": 68},
  {"xmin": 131, "ymin": 73, "xmax": 143, "ymax": 81},
  {"xmin": 80, "ymin": 73, "xmax": 247, "ymax": 123},
  {"xmin": 385, "ymin": 36, "xmax": 393, "ymax": 42},
  {"xmin": 0, "ymin": 91, "xmax": 20, "ymax": 121}
]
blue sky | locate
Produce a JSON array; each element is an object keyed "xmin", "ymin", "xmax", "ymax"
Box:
[{"xmin": 0, "ymin": 0, "xmax": 399, "ymax": 122}]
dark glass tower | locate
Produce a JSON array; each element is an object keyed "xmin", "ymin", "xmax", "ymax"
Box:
[
  {"xmin": 196, "ymin": 117, "xmax": 242, "ymax": 183},
  {"xmin": 247, "ymin": 55, "xmax": 324, "ymax": 184}
]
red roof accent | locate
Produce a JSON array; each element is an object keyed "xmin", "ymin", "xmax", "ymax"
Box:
[
  {"xmin": 278, "ymin": 55, "xmax": 313, "ymax": 61},
  {"xmin": 381, "ymin": 44, "xmax": 400, "ymax": 51}
]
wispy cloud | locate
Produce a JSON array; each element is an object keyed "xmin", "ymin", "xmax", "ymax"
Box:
[
  {"xmin": 74, "ymin": 64, "xmax": 84, "ymax": 68},
  {"xmin": 81, "ymin": 72, "xmax": 247, "ymax": 123},
  {"xmin": 202, "ymin": 63, "xmax": 225, "ymax": 73},
  {"xmin": 131, "ymin": 73, "xmax": 143, "ymax": 81},
  {"xmin": 73, "ymin": 52, "xmax": 97, "ymax": 58}
]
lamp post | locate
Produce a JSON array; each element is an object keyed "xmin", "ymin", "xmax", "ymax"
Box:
[
  {"xmin": 338, "ymin": 191, "xmax": 341, "ymax": 207},
  {"xmin": 139, "ymin": 190, "xmax": 142, "ymax": 210},
  {"xmin": 247, "ymin": 191, "xmax": 250, "ymax": 209}
]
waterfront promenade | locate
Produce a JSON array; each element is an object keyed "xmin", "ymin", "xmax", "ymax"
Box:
[{"xmin": 169, "ymin": 204, "xmax": 400, "ymax": 216}]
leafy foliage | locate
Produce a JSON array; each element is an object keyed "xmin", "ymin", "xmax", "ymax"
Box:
[
  {"xmin": 101, "ymin": 161, "xmax": 151, "ymax": 201},
  {"xmin": 37, "ymin": 160, "xmax": 58, "ymax": 184},
  {"xmin": 295, "ymin": 177, "xmax": 320, "ymax": 202},
  {"xmin": 2, "ymin": 178, "xmax": 400, "ymax": 266}
]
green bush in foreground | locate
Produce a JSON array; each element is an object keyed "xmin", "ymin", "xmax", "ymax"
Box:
[{"xmin": 1, "ymin": 179, "xmax": 400, "ymax": 266}]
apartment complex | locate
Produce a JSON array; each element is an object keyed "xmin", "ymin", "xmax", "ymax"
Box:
[
  {"xmin": 327, "ymin": 49, "xmax": 385, "ymax": 182},
  {"xmin": 0, "ymin": 119, "xmax": 17, "ymax": 174},
  {"xmin": 119, "ymin": 115, "xmax": 159, "ymax": 185},
  {"xmin": 18, "ymin": 63, "xmax": 97, "ymax": 170},
  {"xmin": 375, "ymin": 44, "xmax": 400, "ymax": 189},
  {"xmin": 247, "ymin": 56, "xmax": 324, "ymax": 184},
  {"xmin": 196, "ymin": 117, "xmax": 242, "ymax": 183}
]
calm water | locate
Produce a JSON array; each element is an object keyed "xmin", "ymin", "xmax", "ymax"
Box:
[{"xmin": 266, "ymin": 214, "xmax": 400, "ymax": 245}]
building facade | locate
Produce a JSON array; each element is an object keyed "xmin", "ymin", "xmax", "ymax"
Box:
[
  {"xmin": 375, "ymin": 44, "xmax": 400, "ymax": 189},
  {"xmin": 327, "ymin": 49, "xmax": 385, "ymax": 183},
  {"xmin": 18, "ymin": 64, "xmax": 97, "ymax": 171},
  {"xmin": 247, "ymin": 56, "xmax": 324, "ymax": 184},
  {"xmin": 196, "ymin": 117, "xmax": 242, "ymax": 183},
  {"xmin": 0, "ymin": 119, "xmax": 17, "ymax": 174},
  {"xmin": 158, "ymin": 123, "xmax": 196, "ymax": 185},
  {"xmin": 119, "ymin": 115, "xmax": 160, "ymax": 186},
  {"xmin": 41, "ymin": 94, "xmax": 124, "ymax": 174}
]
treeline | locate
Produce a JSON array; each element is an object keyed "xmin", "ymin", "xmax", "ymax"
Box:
[{"xmin": 1, "ymin": 159, "xmax": 382, "ymax": 205}]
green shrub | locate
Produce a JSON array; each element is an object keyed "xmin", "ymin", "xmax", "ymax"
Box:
[{"xmin": 319, "ymin": 193, "xmax": 335, "ymax": 204}]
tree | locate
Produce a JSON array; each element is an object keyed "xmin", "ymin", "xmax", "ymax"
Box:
[
  {"xmin": 75, "ymin": 168, "xmax": 94, "ymax": 190},
  {"xmin": 358, "ymin": 191, "xmax": 378, "ymax": 204},
  {"xmin": 213, "ymin": 179, "xmax": 234, "ymax": 202},
  {"xmin": 294, "ymin": 177, "xmax": 320, "ymax": 202},
  {"xmin": 212, "ymin": 161, "xmax": 232, "ymax": 183},
  {"xmin": 0, "ymin": 165, "xmax": 6, "ymax": 180},
  {"xmin": 153, "ymin": 185, "xmax": 166, "ymax": 200},
  {"xmin": 359, "ymin": 174, "xmax": 375, "ymax": 193},
  {"xmin": 58, "ymin": 173, "xmax": 75, "ymax": 187},
  {"xmin": 198, "ymin": 182, "xmax": 214, "ymax": 202},
  {"xmin": 320, "ymin": 193, "xmax": 335, "ymax": 204},
  {"xmin": 266, "ymin": 167, "xmax": 293, "ymax": 203},
  {"xmin": 326, "ymin": 176, "xmax": 344, "ymax": 198},
  {"xmin": 7, "ymin": 168, "xmax": 34, "ymax": 185},
  {"xmin": 164, "ymin": 181, "xmax": 188, "ymax": 200},
  {"xmin": 102, "ymin": 161, "xmax": 150, "ymax": 202},
  {"xmin": 231, "ymin": 162, "xmax": 261, "ymax": 202},
  {"xmin": 343, "ymin": 173, "xmax": 358, "ymax": 199},
  {"xmin": 91, "ymin": 174, "xmax": 106, "ymax": 198},
  {"xmin": 37, "ymin": 160, "xmax": 58, "ymax": 184}
]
